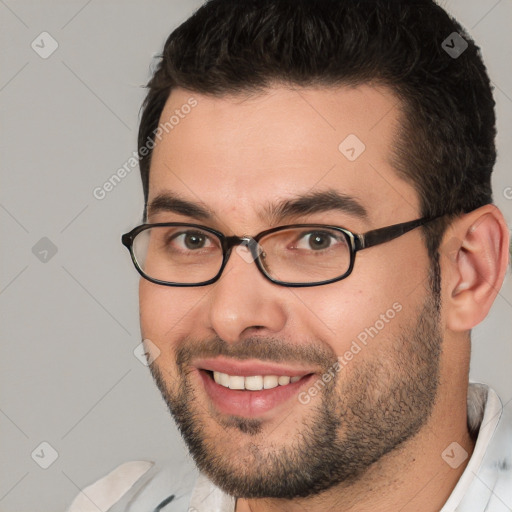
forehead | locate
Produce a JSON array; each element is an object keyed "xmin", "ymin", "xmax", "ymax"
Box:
[{"xmin": 148, "ymin": 85, "xmax": 419, "ymax": 229}]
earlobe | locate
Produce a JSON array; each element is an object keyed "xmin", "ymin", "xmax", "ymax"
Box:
[{"xmin": 444, "ymin": 206, "xmax": 510, "ymax": 332}]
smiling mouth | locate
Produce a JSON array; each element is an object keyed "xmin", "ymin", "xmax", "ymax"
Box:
[
  {"xmin": 192, "ymin": 355, "xmax": 319, "ymax": 417},
  {"xmin": 203, "ymin": 369, "xmax": 312, "ymax": 391},
  {"xmin": 197, "ymin": 368, "xmax": 317, "ymax": 418}
]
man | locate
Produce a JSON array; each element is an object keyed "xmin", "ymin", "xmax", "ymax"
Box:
[{"xmin": 67, "ymin": 0, "xmax": 511, "ymax": 510}]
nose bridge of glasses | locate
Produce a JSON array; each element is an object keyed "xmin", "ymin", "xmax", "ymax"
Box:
[{"xmin": 224, "ymin": 235, "xmax": 261, "ymax": 259}]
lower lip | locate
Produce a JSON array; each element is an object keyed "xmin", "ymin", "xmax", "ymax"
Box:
[{"xmin": 198, "ymin": 370, "xmax": 315, "ymax": 417}]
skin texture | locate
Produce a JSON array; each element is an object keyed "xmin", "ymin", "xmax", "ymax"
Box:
[{"xmin": 139, "ymin": 85, "xmax": 510, "ymax": 512}]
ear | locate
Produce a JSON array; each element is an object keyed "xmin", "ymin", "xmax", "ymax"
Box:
[{"xmin": 441, "ymin": 204, "xmax": 510, "ymax": 331}]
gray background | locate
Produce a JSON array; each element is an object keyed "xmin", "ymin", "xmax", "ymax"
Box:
[{"xmin": 0, "ymin": 1, "xmax": 511, "ymax": 511}]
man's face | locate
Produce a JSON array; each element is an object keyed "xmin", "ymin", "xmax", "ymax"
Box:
[{"xmin": 140, "ymin": 85, "xmax": 442, "ymax": 498}]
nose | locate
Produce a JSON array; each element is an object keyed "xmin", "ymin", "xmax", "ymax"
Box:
[{"xmin": 206, "ymin": 243, "xmax": 287, "ymax": 344}]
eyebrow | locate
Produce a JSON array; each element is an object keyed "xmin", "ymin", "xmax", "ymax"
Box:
[
  {"xmin": 262, "ymin": 190, "xmax": 368, "ymax": 224},
  {"xmin": 147, "ymin": 193, "xmax": 213, "ymax": 221},
  {"xmin": 146, "ymin": 189, "xmax": 368, "ymax": 225}
]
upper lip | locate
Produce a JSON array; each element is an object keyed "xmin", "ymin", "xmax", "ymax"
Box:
[{"xmin": 193, "ymin": 356, "xmax": 316, "ymax": 377}]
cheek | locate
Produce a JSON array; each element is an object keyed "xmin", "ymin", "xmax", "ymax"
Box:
[
  {"xmin": 298, "ymin": 253, "xmax": 424, "ymax": 356},
  {"xmin": 139, "ymin": 279, "xmax": 164, "ymax": 336},
  {"xmin": 139, "ymin": 280, "xmax": 206, "ymax": 351},
  {"xmin": 303, "ymin": 287, "xmax": 395, "ymax": 354},
  {"xmin": 139, "ymin": 281, "xmax": 181, "ymax": 348}
]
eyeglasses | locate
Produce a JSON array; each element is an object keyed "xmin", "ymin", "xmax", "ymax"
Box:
[{"xmin": 121, "ymin": 216, "xmax": 443, "ymax": 288}]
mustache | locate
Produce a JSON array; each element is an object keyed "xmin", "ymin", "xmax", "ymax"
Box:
[{"xmin": 175, "ymin": 335, "xmax": 338, "ymax": 372}]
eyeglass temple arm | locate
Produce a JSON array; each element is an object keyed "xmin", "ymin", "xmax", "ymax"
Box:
[{"xmin": 354, "ymin": 216, "xmax": 442, "ymax": 252}]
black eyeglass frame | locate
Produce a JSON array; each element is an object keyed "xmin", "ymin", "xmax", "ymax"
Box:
[{"xmin": 121, "ymin": 215, "xmax": 444, "ymax": 288}]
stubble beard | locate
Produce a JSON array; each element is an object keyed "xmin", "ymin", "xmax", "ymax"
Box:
[{"xmin": 149, "ymin": 278, "xmax": 441, "ymax": 499}]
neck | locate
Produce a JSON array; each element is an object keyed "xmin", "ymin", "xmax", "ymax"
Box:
[{"xmin": 235, "ymin": 384, "xmax": 475, "ymax": 512}]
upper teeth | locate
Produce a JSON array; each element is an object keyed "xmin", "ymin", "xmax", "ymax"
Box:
[{"xmin": 213, "ymin": 372, "xmax": 302, "ymax": 390}]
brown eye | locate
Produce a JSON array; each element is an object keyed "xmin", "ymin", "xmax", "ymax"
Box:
[
  {"xmin": 182, "ymin": 232, "xmax": 207, "ymax": 249},
  {"xmin": 295, "ymin": 231, "xmax": 341, "ymax": 251}
]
